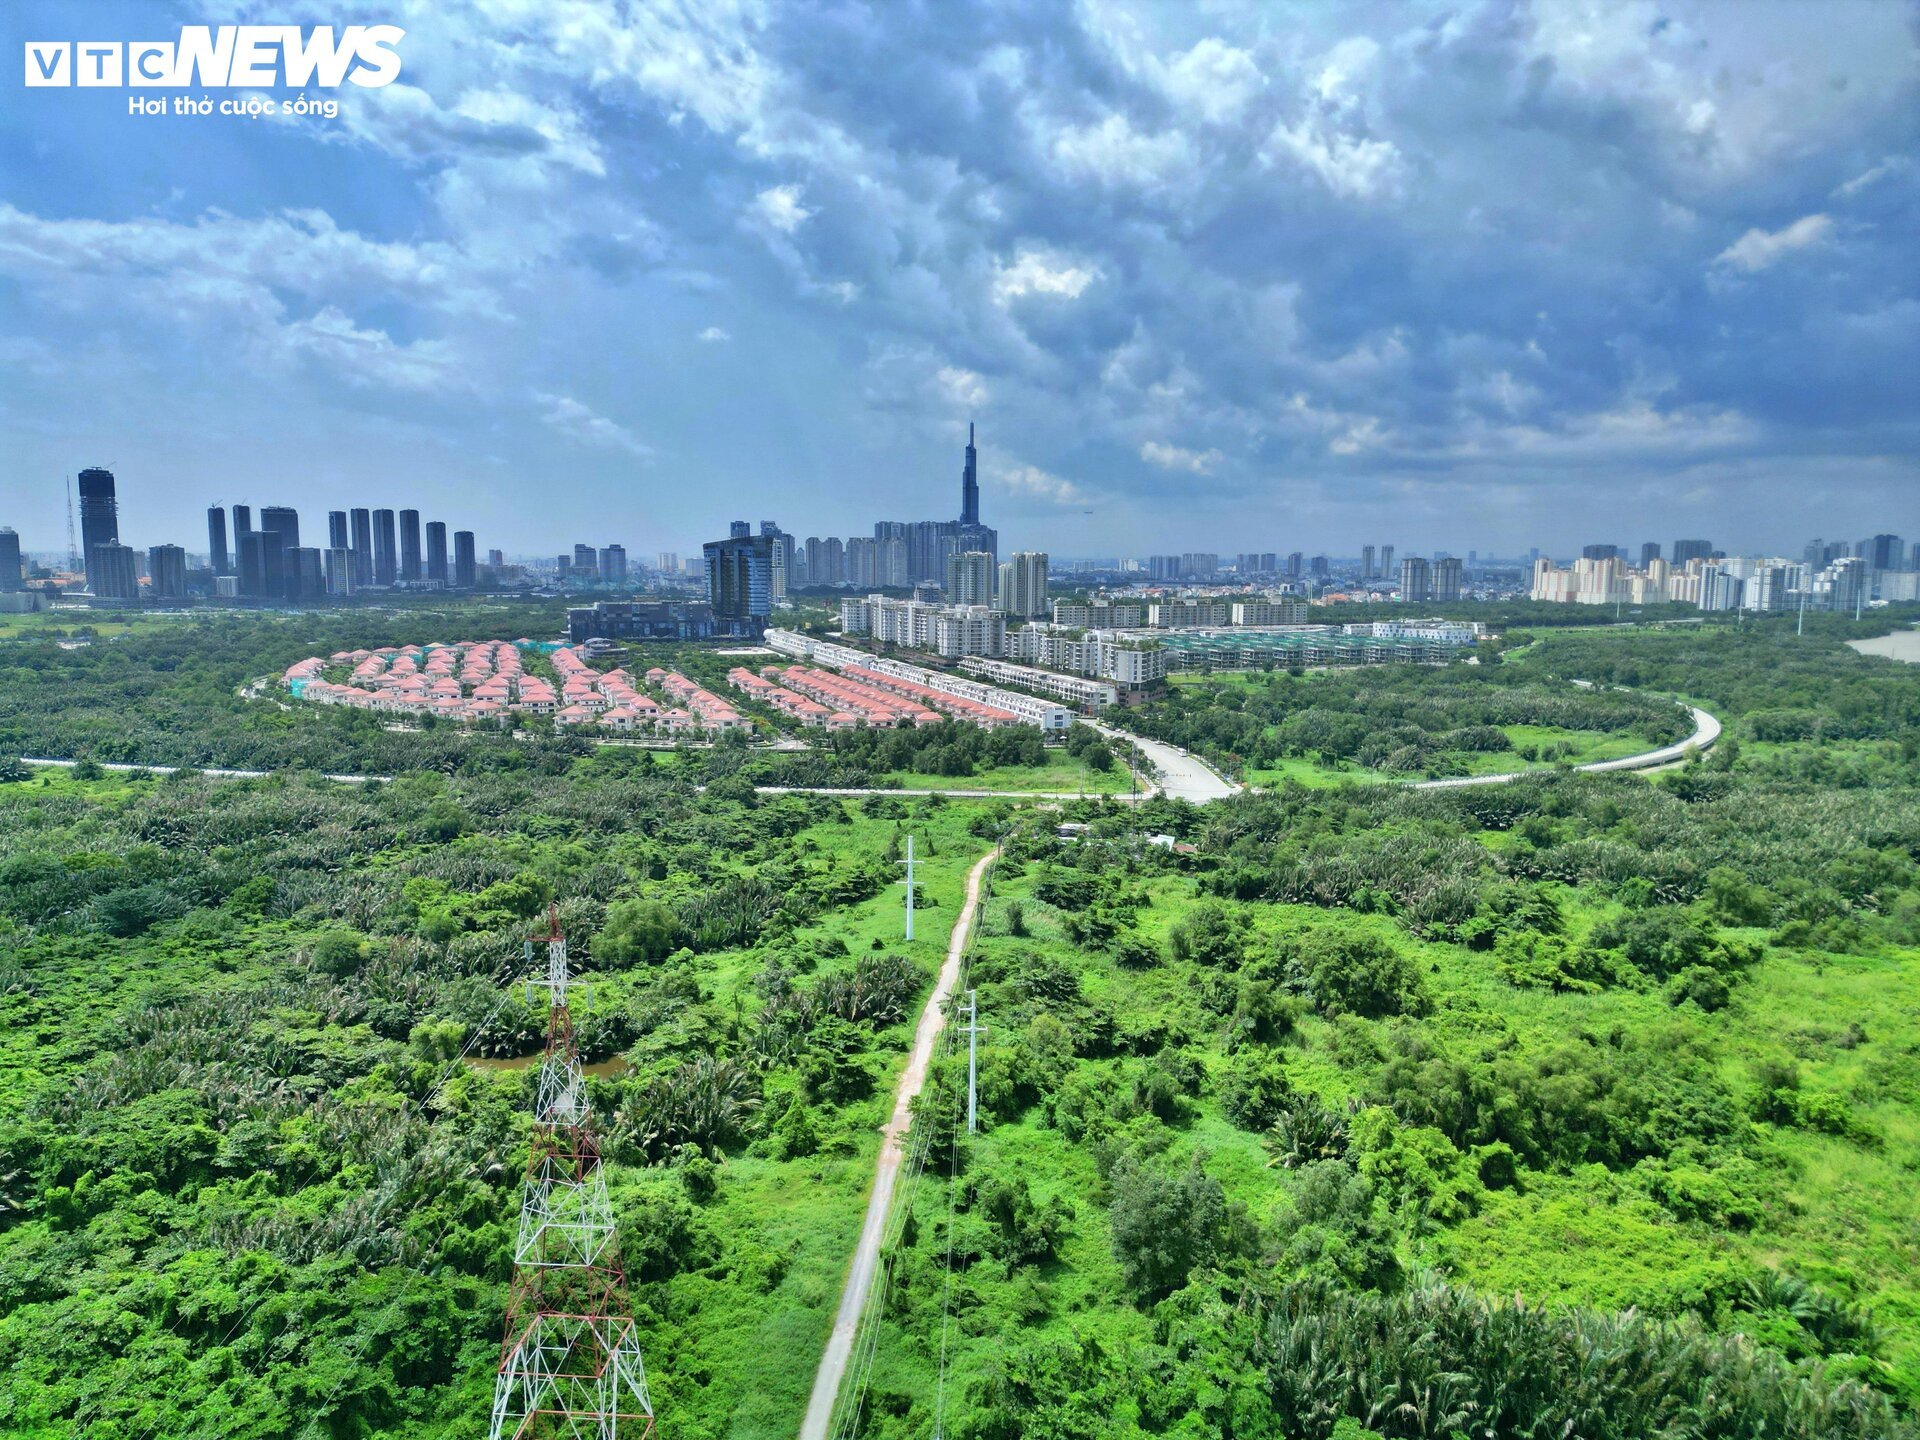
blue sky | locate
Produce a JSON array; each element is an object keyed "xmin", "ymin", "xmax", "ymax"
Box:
[{"xmin": 2, "ymin": 0, "xmax": 1916, "ymax": 561}]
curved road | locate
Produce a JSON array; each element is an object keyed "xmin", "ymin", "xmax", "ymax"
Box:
[
  {"xmin": 797, "ymin": 848, "xmax": 996, "ymax": 1440},
  {"xmin": 1411, "ymin": 701, "xmax": 1720, "ymax": 789},
  {"xmin": 1090, "ymin": 722, "xmax": 1240, "ymax": 804}
]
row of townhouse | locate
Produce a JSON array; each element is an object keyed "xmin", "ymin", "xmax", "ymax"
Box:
[
  {"xmin": 727, "ymin": 666, "xmax": 836, "ymax": 727},
  {"xmin": 765, "ymin": 629, "xmax": 1074, "ymax": 730},
  {"xmin": 774, "ymin": 664, "xmax": 942, "ymax": 728},
  {"xmin": 647, "ymin": 668, "xmax": 747, "ymax": 731}
]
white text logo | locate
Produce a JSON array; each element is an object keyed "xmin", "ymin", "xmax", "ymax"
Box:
[{"xmin": 24, "ymin": 26, "xmax": 404, "ymax": 89}]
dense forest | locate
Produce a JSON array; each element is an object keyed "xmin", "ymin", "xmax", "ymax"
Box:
[{"xmin": 2, "ymin": 607, "xmax": 1918, "ymax": 1438}]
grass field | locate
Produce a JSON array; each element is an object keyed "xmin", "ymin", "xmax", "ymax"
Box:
[{"xmin": 882, "ymin": 759, "xmax": 1133, "ymax": 794}]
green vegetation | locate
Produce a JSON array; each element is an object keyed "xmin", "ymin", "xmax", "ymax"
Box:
[
  {"xmin": 0, "ymin": 605, "xmax": 1109, "ymax": 795},
  {"xmin": 0, "ymin": 754, "xmax": 1009, "ymax": 1437},
  {"xmin": 4, "ymin": 610, "xmax": 1919, "ymax": 1438},
  {"xmin": 1131, "ymin": 660, "xmax": 1690, "ymax": 783}
]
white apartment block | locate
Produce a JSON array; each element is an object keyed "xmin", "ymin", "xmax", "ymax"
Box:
[
  {"xmin": 1006, "ymin": 622, "xmax": 1169, "ymax": 690},
  {"xmin": 959, "ymin": 656, "xmax": 1118, "ymax": 709},
  {"xmin": 839, "ymin": 595, "xmax": 1007, "ymax": 657},
  {"xmin": 1053, "ymin": 598, "xmax": 1148, "ymax": 628},
  {"xmin": 1149, "ymin": 598, "xmax": 1232, "ymax": 627},
  {"xmin": 995, "ymin": 551, "xmax": 1050, "ymax": 618},
  {"xmin": 1231, "ymin": 597, "xmax": 1311, "ymax": 626}
]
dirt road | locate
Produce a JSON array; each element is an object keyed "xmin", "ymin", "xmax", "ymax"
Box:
[{"xmin": 796, "ymin": 847, "xmax": 996, "ymax": 1440}]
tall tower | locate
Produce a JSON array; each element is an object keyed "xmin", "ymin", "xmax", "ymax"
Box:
[
  {"xmin": 207, "ymin": 506, "xmax": 230, "ymax": 575},
  {"xmin": 77, "ymin": 467, "xmax": 119, "ymax": 591},
  {"xmin": 491, "ymin": 909, "xmax": 656, "ymax": 1440},
  {"xmin": 960, "ymin": 423, "xmax": 979, "ymax": 528}
]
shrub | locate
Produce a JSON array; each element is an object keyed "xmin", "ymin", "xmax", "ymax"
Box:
[
  {"xmin": 1108, "ymin": 1156, "xmax": 1228, "ymax": 1302},
  {"xmin": 1284, "ymin": 929, "xmax": 1430, "ymax": 1019}
]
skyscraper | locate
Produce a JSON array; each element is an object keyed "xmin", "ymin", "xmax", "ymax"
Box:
[
  {"xmin": 260, "ymin": 507, "xmax": 300, "ymax": 597},
  {"xmin": 89, "ymin": 541, "xmax": 139, "ymax": 601},
  {"xmin": 1380, "ymin": 545, "xmax": 1395, "ymax": 578},
  {"xmin": 996, "ymin": 551, "xmax": 1049, "ymax": 618},
  {"xmin": 598, "ymin": 544, "xmax": 627, "ymax": 585},
  {"xmin": 372, "ymin": 509, "xmax": 397, "ymax": 585},
  {"xmin": 325, "ymin": 547, "xmax": 355, "ymax": 596},
  {"xmin": 1862, "ymin": 534, "xmax": 1904, "ymax": 571},
  {"xmin": 425, "ymin": 520, "xmax": 448, "ymax": 585},
  {"xmin": 703, "ymin": 525, "xmax": 773, "ymax": 635},
  {"xmin": 1672, "ymin": 539, "xmax": 1713, "ymax": 566},
  {"xmin": 454, "ymin": 531, "xmax": 477, "ymax": 589},
  {"xmin": 1432, "ymin": 555, "xmax": 1463, "ymax": 603},
  {"xmin": 0, "ymin": 527, "xmax": 23, "ymax": 591},
  {"xmin": 328, "ymin": 510, "xmax": 350, "ymax": 551},
  {"xmin": 961, "ymin": 421, "xmax": 980, "ymax": 527},
  {"xmin": 946, "ymin": 550, "xmax": 995, "ymax": 607},
  {"xmin": 237, "ymin": 529, "xmax": 284, "ymax": 599},
  {"xmin": 1399, "ymin": 556, "xmax": 1432, "ymax": 602},
  {"xmin": 147, "ymin": 544, "xmax": 187, "ymax": 599},
  {"xmin": 77, "ymin": 467, "xmax": 119, "ymax": 592},
  {"xmin": 399, "ymin": 509, "xmax": 422, "ymax": 581},
  {"xmin": 1640, "ymin": 542, "xmax": 1662, "ymax": 568},
  {"xmin": 1581, "ymin": 543, "xmax": 1619, "ymax": 562},
  {"xmin": 231, "ymin": 504, "xmax": 251, "ymax": 541},
  {"xmin": 350, "ymin": 508, "xmax": 373, "ymax": 586},
  {"xmin": 289, "ymin": 547, "xmax": 325, "ymax": 601},
  {"xmin": 1361, "ymin": 544, "xmax": 1376, "ymax": 579},
  {"xmin": 207, "ymin": 506, "xmax": 230, "ymax": 575}
]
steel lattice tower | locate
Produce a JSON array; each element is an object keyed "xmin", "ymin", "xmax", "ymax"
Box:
[{"xmin": 491, "ymin": 908, "xmax": 656, "ymax": 1440}]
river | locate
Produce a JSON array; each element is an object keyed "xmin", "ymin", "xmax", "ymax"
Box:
[{"xmin": 1848, "ymin": 628, "xmax": 1920, "ymax": 664}]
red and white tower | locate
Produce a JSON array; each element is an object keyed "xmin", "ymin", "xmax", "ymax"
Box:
[{"xmin": 491, "ymin": 907, "xmax": 656, "ymax": 1440}]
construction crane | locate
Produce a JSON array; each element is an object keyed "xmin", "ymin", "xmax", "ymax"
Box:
[{"xmin": 65, "ymin": 474, "xmax": 79, "ymax": 572}]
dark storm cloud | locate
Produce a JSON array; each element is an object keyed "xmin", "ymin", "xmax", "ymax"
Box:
[{"xmin": 0, "ymin": 0, "xmax": 1913, "ymax": 554}]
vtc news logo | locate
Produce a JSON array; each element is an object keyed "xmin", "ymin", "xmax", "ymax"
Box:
[{"xmin": 24, "ymin": 26, "xmax": 404, "ymax": 88}]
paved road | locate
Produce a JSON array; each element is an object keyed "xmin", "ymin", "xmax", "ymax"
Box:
[
  {"xmin": 1411, "ymin": 701, "xmax": 1720, "ymax": 789},
  {"xmin": 20, "ymin": 756, "xmax": 389, "ymax": 784},
  {"xmin": 1090, "ymin": 723, "xmax": 1240, "ymax": 804},
  {"xmin": 797, "ymin": 848, "xmax": 997, "ymax": 1440}
]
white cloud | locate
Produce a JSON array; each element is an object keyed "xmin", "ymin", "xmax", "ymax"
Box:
[
  {"xmin": 697, "ymin": 325, "xmax": 731, "ymax": 342},
  {"xmin": 998, "ymin": 463, "xmax": 1087, "ymax": 505},
  {"xmin": 534, "ymin": 392, "xmax": 653, "ymax": 458},
  {"xmin": 1712, "ymin": 213, "xmax": 1832, "ymax": 273},
  {"xmin": 937, "ymin": 366, "xmax": 989, "ymax": 408},
  {"xmin": 991, "ymin": 250, "xmax": 1099, "ymax": 305},
  {"xmin": 1265, "ymin": 120, "xmax": 1401, "ymax": 199},
  {"xmin": 752, "ymin": 183, "xmax": 813, "ymax": 233},
  {"xmin": 1047, "ymin": 113, "xmax": 1194, "ymax": 188},
  {"xmin": 1159, "ymin": 38, "xmax": 1262, "ymax": 124},
  {"xmin": 1312, "ymin": 36, "xmax": 1380, "ymax": 102},
  {"xmin": 1139, "ymin": 440, "xmax": 1223, "ymax": 474},
  {"xmin": 1263, "ymin": 36, "xmax": 1401, "ymax": 200},
  {"xmin": 283, "ymin": 307, "xmax": 469, "ymax": 393},
  {"xmin": 1833, "ymin": 156, "xmax": 1908, "ymax": 198}
]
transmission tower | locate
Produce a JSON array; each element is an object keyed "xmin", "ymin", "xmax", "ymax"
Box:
[{"xmin": 491, "ymin": 906, "xmax": 656, "ymax": 1440}]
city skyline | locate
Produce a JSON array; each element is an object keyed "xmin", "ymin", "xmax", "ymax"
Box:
[{"xmin": 2, "ymin": 1, "xmax": 1915, "ymax": 556}]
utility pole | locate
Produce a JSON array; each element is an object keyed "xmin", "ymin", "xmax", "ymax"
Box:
[
  {"xmin": 962, "ymin": 990, "xmax": 986, "ymax": 1134},
  {"xmin": 1797, "ymin": 583, "xmax": 1807, "ymax": 637},
  {"xmin": 904, "ymin": 833, "xmax": 914, "ymax": 942}
]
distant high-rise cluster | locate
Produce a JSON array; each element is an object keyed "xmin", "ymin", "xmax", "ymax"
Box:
[
  {"xmin": 783, "ymin": 425, "xmax": 999, "ymax": 593},
  {"xmin": 0, "ymin": 466, "xmax": 486, "ymax": 607},
  {"xmin": 1530, "ymin": 533, "xmax": 1916, "ymax": 612},
  {"xmin": 204, "ymin": 495, "xmax": 479, "ymax": 602}
]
